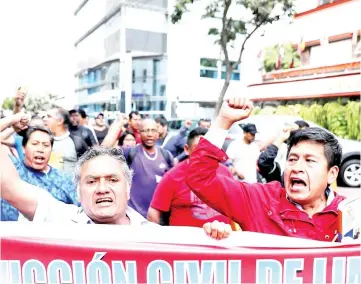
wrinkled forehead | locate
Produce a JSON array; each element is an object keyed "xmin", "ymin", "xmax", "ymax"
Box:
[{"xmin": 80, "ymin": 156, "xmax": 126, "ymax": 179}]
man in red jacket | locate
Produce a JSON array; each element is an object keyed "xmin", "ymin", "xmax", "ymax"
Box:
[{"xmin": 187, "ymin": 97, "xmax": 345, "ymax": 242}]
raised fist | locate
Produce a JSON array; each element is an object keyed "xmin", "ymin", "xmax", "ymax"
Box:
[
  {"xmin": 216, "ymin": 97, "xmax": 253, "ymax": 129},
  {"xmin": 15, "ymin": 87, "xmax": 27, "ymax": 108},
  {"xmin": 184, "ymin": 120, "xmax": 193, "ymax": 128}
]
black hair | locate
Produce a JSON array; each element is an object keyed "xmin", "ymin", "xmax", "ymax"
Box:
[
  {"xmin": 198, "ymin": 118, "xmax": 211, "ymax": 125},
  {"xmin": 129, "ymin": 111, "xmax": 139, "ymax": 120},
  {"xmin": 69, "ymin": 109, "xmax": 78, "ymax": 115},
  {"xmin": 22, "ymin": 126, "xmax": 54, "ymax": 148},
  {"xmin": 155, "ymin": 116, "xmax": 168, "ymax": 127},
  {"xmin": 119, "ymin": 130, "xmax": 136, "ymax": 146},
  {"xmin": 294, "ymin": 120, "xmax": 310, "ymax": 129},
  {"xmin": 78, "ymin": 109, "xmax": 87, "ymax": 119},
  {"xmin": 287, "ymin": 127, "xmax": 342, "ymax": 169},
  {"xmin": 187, "ymin": 127, "xmax": 208, "ymax": 146}
]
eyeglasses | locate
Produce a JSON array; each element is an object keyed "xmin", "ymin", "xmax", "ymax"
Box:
[{"xmin": 140, "ymin": 129, "xmax": 158, "ymax": 134}]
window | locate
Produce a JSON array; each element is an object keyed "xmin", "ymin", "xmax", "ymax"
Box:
[
  {"xmin": 88, "ymin": 86, "xmax": 100, "ymax": 95},
  {"xmin": 200, "ymin": 58, "xmax": 240, "ymax": 81},
  {"xmin": 222, "ymin": 61, "xmax": 240, "ymax": 81},
  {"xmin": 132, "ymin": 70, "xmax": 135, "ymax": 83},
  {"xmin": 143, "ymin": 69, "xmax": 147, "ymax": 83},
  {"xmin": 200, "ymin": 58, "xmax": 218, "ymax": 79}
]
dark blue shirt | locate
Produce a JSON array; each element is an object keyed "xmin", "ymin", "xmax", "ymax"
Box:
[
  {"xmin": 1, "ymin": 156, "xmax": 79, "ymax": 221},
  {"xmin": 156, "ymin": 128, "xmax": 188, "ymax": 161}
]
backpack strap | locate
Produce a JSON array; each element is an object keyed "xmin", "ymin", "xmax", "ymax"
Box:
[
  {"xmin": 159, "ymin": 147, "xmax": 173, "ymax": 168},
  {"xmin": 126, "ymin": 146, "xmax": 138, "ymax": 166}
]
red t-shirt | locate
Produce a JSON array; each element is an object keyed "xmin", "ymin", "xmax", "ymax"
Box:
[
  {"xmin": 117, "ymin": 127, "xmax": 142, "ymax": 144},
  {"xmin": 150, "ymin": 159, "xmax": 232, "ymax": 227}
]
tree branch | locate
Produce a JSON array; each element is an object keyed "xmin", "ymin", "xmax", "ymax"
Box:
[
  {"xmin": 233, "ymin": 21, "xmax": 264, "ymax": 69},
  {"xmin": 220, "ymin": 0, "xmax": 232, "ymax": 62}
]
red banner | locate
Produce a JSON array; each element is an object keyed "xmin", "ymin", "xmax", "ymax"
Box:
[{"xmin": 1, "ymin": 223, "xmax": 360, "ymax": 283}]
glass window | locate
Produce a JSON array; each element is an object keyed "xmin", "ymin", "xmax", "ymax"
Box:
[
  {"xmin": 200, "ymin": 58, "xmax": 217, "ymax": 68},
  {"xmin": 221, "ymin": 71, "xmax": 240, "ymax": 81},
  {"xmin": 200, "ymin": 69, "xmax": 218, "ymax": 79}
]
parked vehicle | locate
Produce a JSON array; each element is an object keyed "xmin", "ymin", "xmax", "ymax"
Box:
[
  {"xmin": 223, "ymin": 115, "xmax": 361, "ymax": 188},
  {"xmin": 167, "ymin": 119, "xmax": 198, "ymax": 135}
]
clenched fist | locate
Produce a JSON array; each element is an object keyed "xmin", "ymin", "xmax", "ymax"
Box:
[
  {"xmin": 215, "ymin": 97, "xmax": 253, "ymax": 130},
  {"xmin": 203, "ymin": 220, "xmax": 232, "ymax": 240}
]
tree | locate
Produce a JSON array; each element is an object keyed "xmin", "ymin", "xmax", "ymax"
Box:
[
  {"xmin": 171, "ymin": 0, "xmax": 295, "ymax": 117},
  {"xmin": 25, "ymin": 92, "xmax": 57, "ymax": 113},
  {"xmin": 1, "ymin": 97, "xmax": 14, "ymax": 110}
]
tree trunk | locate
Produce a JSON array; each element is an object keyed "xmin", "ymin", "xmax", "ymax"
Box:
[{"xmin": 213, "ymin": 65, "xmax": 232, "ymax": 118}]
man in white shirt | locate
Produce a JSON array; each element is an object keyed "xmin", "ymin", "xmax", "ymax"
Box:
[
  {"xmin": 226, "ymin": 123, "xmax": 261, "ymax": 183},
  {"xmin": 0, "ymin": 144, "xmax": 231, "ymax": 238}
]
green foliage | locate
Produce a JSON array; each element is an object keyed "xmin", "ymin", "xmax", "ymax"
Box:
[
  {"xmin": 345, "ymin": 101, "xmax": 360, "ymax": 140},
  {"xmin": 1, "ymin": 97, "xmax": 14, "ymax": 110},
  {"xmin": 264, "ymin": 43, "xmax": 300, "ymax": 72},
  {"xmin": 254, "ymin": 101, "xmax": 360, "ymax": 140},
  {"xmin": 24, "ymin": 93, "xmax": 56, "ymax": 113},
  {"xmin": 171, "ymin": 0, "xmax": 295, "ymax": 116}
]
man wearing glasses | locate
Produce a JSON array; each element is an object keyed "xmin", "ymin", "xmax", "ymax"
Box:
[{"xmin": 102, "ymin": 118, "xmax": 174, "ymax": 218}]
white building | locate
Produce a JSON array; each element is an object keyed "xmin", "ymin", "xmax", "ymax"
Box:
[
  {"xmin": 167, "ymin": 0, "xmax": 245, "ymax": 119},
  {"xmin": 245, "ymin": 0, "xmax": 361, "ymax": 103},
  {"xmin": 74, "ymin": 0, "xmax": 251, "ymax": 119},
  {"xmin": 74, "ymin": 0, "xmax": 168, "ymax": 118}
]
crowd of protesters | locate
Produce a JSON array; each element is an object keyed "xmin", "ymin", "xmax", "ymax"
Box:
[{"xmin": 0, "ymin": 88, "xmax": 356, "ymax": 242}]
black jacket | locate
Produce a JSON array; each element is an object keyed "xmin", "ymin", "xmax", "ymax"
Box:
[
  {"xmin": 69, "ymin": 125, "xmax": 97, "ymax": 148},
  {"xmin": 257, "ymin": 144, "xmax": 283, "ymax": 184},
  {"xmin": 69, "ymin": 133, "xmax": 89, "ymax": 158}
]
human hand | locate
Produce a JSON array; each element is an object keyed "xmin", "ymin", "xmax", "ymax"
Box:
[
  {"xmin": 15, "ymin": 87, "xmax": 27, "ymax": 108},
  {"xmin": 12, "ymin": 112, "xmax": 29, "ymax": 132},
  {"xmin": 215, "ymin": 97, "xmax": 253, "ymax": 130},
  {"xmin": 174, "ymin": 158, "xmax": 179, "ymax": 165},
  {"xmin": 203, "ymin": 220, "xmax": 232, "ymax": 240},
  {"xmin": 184, "ymin": 120, "xmax": 193, "ymax": 128}
]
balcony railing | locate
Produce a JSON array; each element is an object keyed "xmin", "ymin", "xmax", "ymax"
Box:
[{"xmin": 262, "ymin": 61, "xmax": 360, "ymax": 81}]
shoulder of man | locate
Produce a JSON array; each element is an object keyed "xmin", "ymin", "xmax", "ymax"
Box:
[
  {"xmin": 69, "ymin": 133, "xmax": 89, "ymax": 156},
  {"xmin": 124, "ymin": 145, "xmax": 141, "ymax": 166},
  {"xmin": 126, "ymin": 206, "xmax": 159, "ymax": 226},
  {"xmin": 159, "ymin": 147, "xmax": 173, "ymax": 168}
]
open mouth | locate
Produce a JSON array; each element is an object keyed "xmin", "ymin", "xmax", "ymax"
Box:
[
  {"xmin": 95, "ymin": 198, "xmax": 113, "ymax": 204},
  {"xmin": 34, "ymin": 156, "xmax": 45, "ymax": 163},
  {"xmin": 290, "ymin": 177, "xmax": 307, "ymax": 190}
]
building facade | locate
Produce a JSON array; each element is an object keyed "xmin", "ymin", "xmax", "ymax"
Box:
[
  {"xmin": 167, "ymin": 0, "xmax": 245, "ymax": 119},
  {"xmin": 246, "ymin": 0, "xmax": 361, "ymax": 104},
  {"xmin": 74, "ymin": 0, "xmax": 168, "ymax": 118}
]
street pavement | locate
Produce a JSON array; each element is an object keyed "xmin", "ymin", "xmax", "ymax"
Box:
[{"xmin": 338, "ymin": 186, "xmax": 361, "ymax": 199}]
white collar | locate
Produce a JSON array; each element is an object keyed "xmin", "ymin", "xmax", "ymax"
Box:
[{"xmin": 287, "ymin": 187, "xmax": 334, "ymax": 211}]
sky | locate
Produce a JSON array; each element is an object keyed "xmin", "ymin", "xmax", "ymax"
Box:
[
  {"xmin": 0, "ymin": 0, "xmax": 318, "ymax": 108},
  {"xmin": 0, "ymin": 0, "xmax": 76, "ymax": 107}
]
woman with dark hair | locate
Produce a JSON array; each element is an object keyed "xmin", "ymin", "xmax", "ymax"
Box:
[{"xmin": 119, "ymin": 130, "xmax": 136, "ymax": 148}]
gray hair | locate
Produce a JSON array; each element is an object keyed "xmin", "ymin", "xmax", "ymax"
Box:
[{"xmin": 73, "ymin": 146, "xmax": 133, "ymax": 194}]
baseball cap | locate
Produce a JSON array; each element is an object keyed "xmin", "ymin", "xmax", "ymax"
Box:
[{"xmin": 241, "ymin": 123, "xmax": 258, "ymax": 135}]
